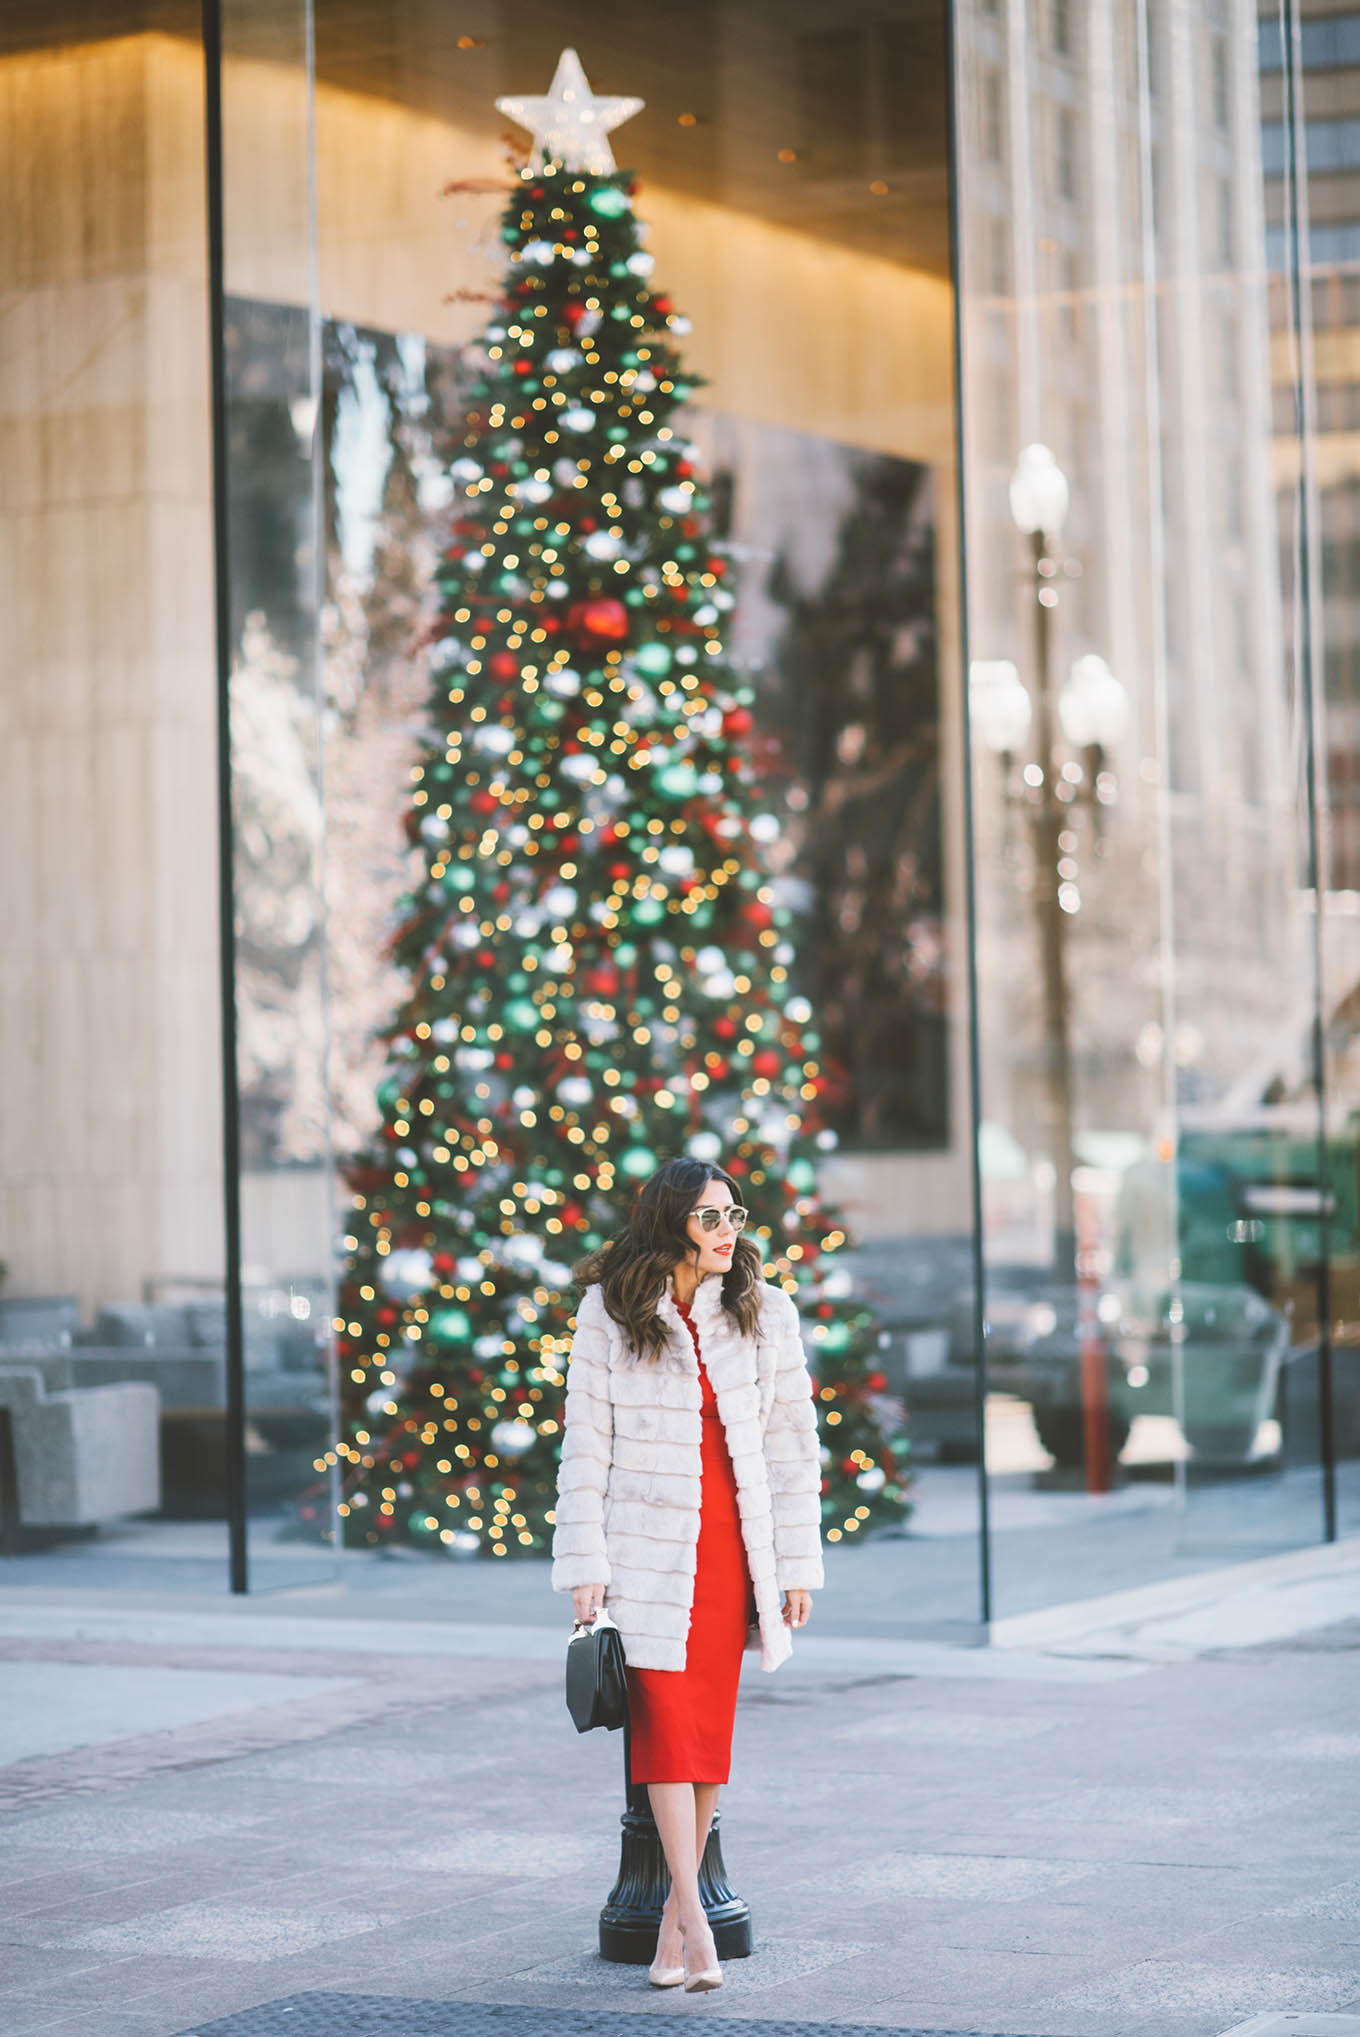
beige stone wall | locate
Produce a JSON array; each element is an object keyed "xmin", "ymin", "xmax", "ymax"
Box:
[{"xmin": 0, "ymin": 35, "xmax": 222, "ymax": 1313}]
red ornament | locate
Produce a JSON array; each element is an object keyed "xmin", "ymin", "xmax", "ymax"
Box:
[
  {"xmin": 489, "ymin": 651, "xmax": 519, "ymax": 681},
  {"xmin": 868, "ymin": 1372, "xmax": 886, "ymax": 1392},
  {"xmin": 841, "ymin": 1456, "xmax": 857, "ymax": 1475},
  {"xmin": 562, "ymin": 301, "xmax": 588, "ymax": 330},
  {"xmin": 745, "ymin": 901, "xmax": 773, "ymax": 929},
  {"xmin": 722, "ymin": 706, "xmax": 752, "ymax": 738},
  {"xmin": 512, "ymin": 360, "xmax": 531, "ymax": 377},
  {"xmin": 470, "ymin": 790, "xmax": 497, "ymax": 815},
  {"xmin": 715, "ymin": 1017, "xmax": 737, "ymax": 1040},
  {"xmin": 562, "ymin": 1201, "xmax": 584, "ymax": 1227},
  {"xmin": 494, "ymin": 1052, "xmax": 513, "ymax": 1070},
  {"xmin": 567, "ymin": 596, "xmax": 629, "ymax": 644},
  {"xmin": 608, "ymin": 862, "xmax": 631, "ymax": 882},
  {"xmin": 752, "ymin": 1049, "xmax": 781, "ymax": 1078}
]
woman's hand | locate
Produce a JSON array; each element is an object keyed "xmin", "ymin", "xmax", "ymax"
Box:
[
  {"xmin": 573, "ymin": 1583, "xmax": 607, "ymax": 1623},
  {"xmin": 782, "ymin": 1589, "xmax": 812, "ymax": 1629}
]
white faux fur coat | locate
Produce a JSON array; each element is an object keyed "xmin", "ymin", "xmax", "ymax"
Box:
[{"xmin": 551, "ymin": 1272, "xmax": 825, "ymax": 1673}]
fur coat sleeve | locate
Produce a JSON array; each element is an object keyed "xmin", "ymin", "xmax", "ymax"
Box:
[
  {"xmin": 550, "ymin": 1287, "xmax": 613, "ymax": 1593},
  {"xmin": 761, "ymin": 1286, "xmax": 826, "ymax": 1594}
]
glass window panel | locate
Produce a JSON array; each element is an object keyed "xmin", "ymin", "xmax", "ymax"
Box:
[
  {"xmin": 308, "ymin": 0, "xmax": 976, "ymax": 1629},
  {"xmin": 954, "ymin": 0, "xmax": 1341, "ymax": 1619},
  {"xmin": 219, "ymin": 0, "xmax": 340, "ymax": 1586}
]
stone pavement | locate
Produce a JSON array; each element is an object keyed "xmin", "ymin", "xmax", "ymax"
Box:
[{"xmin": 0, "ymin": 1554, "xmax": 1358, "ymax": 2037}]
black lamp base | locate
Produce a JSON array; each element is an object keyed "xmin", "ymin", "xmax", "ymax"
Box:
[{"xmin": 598, "ymin": 1778, "xmax": 753, "ymax": 1964}]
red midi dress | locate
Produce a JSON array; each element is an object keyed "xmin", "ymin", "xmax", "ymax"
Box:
[{"xmin": 626, "ymin": 1299, "xmax": 752, "ymax": 1785}]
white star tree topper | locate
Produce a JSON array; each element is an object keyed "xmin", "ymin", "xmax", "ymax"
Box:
[{"xmin": 496, "ymin": 48, "xmax": 643, "ymax": 175}]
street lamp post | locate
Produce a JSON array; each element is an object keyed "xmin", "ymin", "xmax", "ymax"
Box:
[
  {"xmin": 1008, "ymin": 444, "xmax": 1079, "ymax": 1281},
  {"xmin": 972, "ymin": 449, "xmax": 1131, "ymax": 1494}
]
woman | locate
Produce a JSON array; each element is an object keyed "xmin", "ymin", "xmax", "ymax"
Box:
[{"xmin": 552, "ymin": 1155, "xmax": 824, "ymax": 1992}]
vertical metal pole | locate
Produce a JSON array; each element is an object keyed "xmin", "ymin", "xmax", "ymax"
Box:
[
  {"xmin": 944, "ymin": 0, "xmax": 992, "ymax": 1627},
  {"xmin": 203, "ymin": 0, "xmax": 249, "ymax": 1593},
  {"xmin": 0, "ymin": 1409, "xmax": 22, "ymax": 1557},
  {"xmin": 1282, "ymin": 0, "xmax": 1337, "ymax": 1542},
  {"xmin": 1028, "ymin": 530, "xmax": 1078, "ymax": 1286}
]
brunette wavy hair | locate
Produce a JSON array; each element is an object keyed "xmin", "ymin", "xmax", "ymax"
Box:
[{"xmin": 573, "ymin": 1155, "xmax": 764, "ymax": 1360}]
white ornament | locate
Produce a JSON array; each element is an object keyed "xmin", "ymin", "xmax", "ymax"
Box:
[
  {"xmin": 627, "ymin": 251, "xmax": 655, "ymax": 275},
  {"xmin": 562, "ymin": 407, "xmax": 596, "ymax": 433},
  {"xmin": 546, "ymin": 349, "xmax": 581, "ymax": 374},
  {"xmin": 584, "ymin": 530, "xmax": 622, "ymax": 560},
  {"xmin": 688, "ymin": 1131, "xmax": 722, "ymax": 1162},
  {"xmin": 382, "ymin": 1249, "xmax": 432, "ymax": 1297},
  {"xmin": 520, "ymin": 239, "xmax": 556, "ymax": 265},
  {"xmin": 491, "ymin": 1418, "xmax": 536, "ymax": 1458},
  {"xmin": 513, "ymin": 476, "xmax": 553, "ymax": 504},
  {"xmin": 473, "ymin": 724, "xmax": 514, "ymax": 754},
  {"xmin": 856, "ymin": 1466, "xmax": 887, "ymax": 1495},
  {"xmin": 496, "ymin": 48, "xmax": 644, "ymax": 176}
]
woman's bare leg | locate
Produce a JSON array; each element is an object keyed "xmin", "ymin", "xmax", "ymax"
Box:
[
  {"xmin": 649, "ymin": 1782, "xmax": 718, "ymax": 1967},
  {"xmin": 655, "ymin": 1783, "xmax": 722, "ymax": 1965}
]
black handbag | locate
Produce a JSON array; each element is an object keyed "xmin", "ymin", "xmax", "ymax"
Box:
[{"xmin": 565, "ymin": 1608, "xmax": 628, "ymax": 1733}]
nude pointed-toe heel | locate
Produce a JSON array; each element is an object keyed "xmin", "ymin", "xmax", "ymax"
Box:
[
  {"xmin": 682, "ymin": 1927, "xmax": 723, "ymax": 1993},
  {"xmin": 648, "ymin": 1958, "xmax": 685, "ymax": 1988}
]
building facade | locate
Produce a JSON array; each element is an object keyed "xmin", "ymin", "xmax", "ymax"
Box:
[{"xmin": 1, "ymin": 0, "xmax": 1355, "ymax": 1612}]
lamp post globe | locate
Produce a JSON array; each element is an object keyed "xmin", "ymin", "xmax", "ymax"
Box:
[
  {"xmin": 1059, "ymin": 654, "xmax": 1129, "ymax": 752},
  {"xmin": 970, "ymin": 659, "xmax": 1033, "ymax": 756},
  {"xmin": 1009, "ymin": 443, "xmax": 1070, "ymax": 541}
]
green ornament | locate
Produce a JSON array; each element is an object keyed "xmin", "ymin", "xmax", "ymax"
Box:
[
  {"xmin": 633, "ymin": 897, "xmax": 664, "ymax": 925},
  {"xmin": 819, "ymin": 1322, "xmax": 851, "ymax": 1356},
  {"xmin": 788, "ymin": 1158, "xmax": 817, "ymax": 1191},
  {"xmin": 589, "ymin": 186, "xmax": 629, "ymax": 218},
  {"xmin": 620, "ymin": 1145, "xmax": 656, "ymax": 1179},
  {"xmin": 634, "ymin": 643, "xmax": 671, "ymax": 677},
  {"xmin": 615, "ymin": 943, "xmax": 638, "ymax": 966},
  {"xmin": 504, "ymin": 998, "xmax": 538, "ymax": 1031},
  {"xmin": 657, "ymin": 761, "xmax": 697, "ymax": 798}
]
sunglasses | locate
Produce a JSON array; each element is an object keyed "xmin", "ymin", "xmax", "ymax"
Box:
[{"xmin": 689, "ymin": 1205, "xmax": 749, "ymax": 1233}]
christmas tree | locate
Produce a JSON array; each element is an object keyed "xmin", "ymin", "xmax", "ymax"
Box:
[{"xmin": 329, "ymin": 52, "xmax": 910, "ymax": 1558}]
